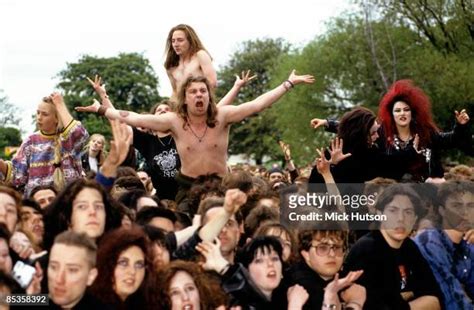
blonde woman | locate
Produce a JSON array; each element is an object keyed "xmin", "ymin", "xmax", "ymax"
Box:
[
  {"xmin": 0, "ymin": 92, "xmax": 88, "ymax": 196},
  {"xmin": 81, "ymin": 133, "xmax": 107, "ymax": 174}
]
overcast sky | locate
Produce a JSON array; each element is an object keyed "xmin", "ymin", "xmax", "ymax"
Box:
[{"xmin": 0, "ymin": 0, "xmax": 355, "ymax": 134}]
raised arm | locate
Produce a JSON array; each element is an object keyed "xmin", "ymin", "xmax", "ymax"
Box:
[
  {"xmin": 75, "ymin": 99, "xmax": 174, "ymax": 133},
  {"xmin": 197, "ymin": 50, "xmax": 217, "ymax": 89},
  {"xmin": 50, "ymin": 93, "xmax": 73, "ymax": 127},
  {"xmin": 222, "ymin": 70, "xmax": 314, "ymax": 124},
  {"xmin": 217, "ymin": 70, "xmax": 256, "ymax": 107}
]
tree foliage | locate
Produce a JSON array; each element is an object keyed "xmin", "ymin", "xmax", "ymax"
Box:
[
  {"xmin": 0, "ymin": 91, "xmax": 21, "ymax": 127},
  {"xmin": 269, "ymin": 4, "xmax": 474, "ymax": 164},
  {"xmin": 216, "ymin": 38, "xmax": 291, "ymax": 164},
  {"xmin": 56, "ymin": 53, "xmax": 161, "ymax": 138}
]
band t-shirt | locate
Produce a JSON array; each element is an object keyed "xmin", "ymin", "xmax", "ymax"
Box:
[{"xmin": 133, "ymin": 128, "xmax": 180, "ymax": 200}]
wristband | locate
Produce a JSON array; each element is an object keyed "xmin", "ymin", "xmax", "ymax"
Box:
[
  {"xmin": 95, "ymin": 171, "xmax": 115, "ymax": 187},
  {"xmin": 97, "ymin": 106, "xmax": 109, "ymax": 116},
  {"xmin": 286, "ymin": 79, "xmax": 294, "ymax": 88}
]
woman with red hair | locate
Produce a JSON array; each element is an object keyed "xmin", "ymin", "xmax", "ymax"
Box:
[{"xmin": 378, "ymin": 80, "xmax": 471, "ymax": 182}]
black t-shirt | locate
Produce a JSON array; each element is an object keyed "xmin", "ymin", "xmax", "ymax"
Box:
[
  {"xmin": 343, "ymin": 231, "xmax": 441, "ymax": 310},
  {"xmin": 133, "ymin": 128, "xmax": 180, "ymax": 200}
]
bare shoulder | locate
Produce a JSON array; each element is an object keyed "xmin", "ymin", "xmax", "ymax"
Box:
[{"xmin": 196, "ymin": 49, "xmax": 212, "ymax": 61}]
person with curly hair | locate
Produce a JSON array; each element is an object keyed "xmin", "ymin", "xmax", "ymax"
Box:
[
  {"xmin": 155, "ymin": 260, "xmax": 227, "ymax": 310},
  {"xmin": 378, "ymin": 80, "xmax": 471, "ymax": 182},
  {"xmin": 43, "ymin": 179, "xmax": 121, "ymax": 251},
  {"xmin": 90, "ymin": 226, "xmax": 157, "ymax": 309}
]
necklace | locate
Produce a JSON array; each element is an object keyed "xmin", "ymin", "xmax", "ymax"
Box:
[
  {"xmin": 187, "ymin": 122, "xmax": 208, "ymax": 142},
  {"xmin": 156, "ymin": 135, "xmax": 172, "ymax": 147}
]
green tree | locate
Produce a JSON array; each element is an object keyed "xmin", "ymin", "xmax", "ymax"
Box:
[
  {"xmin": 0, "ymin": 91, "xmax": 21, "ymax": 127},
  {"xmin": 271, "ymin": 8, "xmax": 474, "ymax": 164},
  {"xmin": 56, "ymin": 53, "xmax": 161, "ymax": 138},
  {"xmin": 0, "ymin": 127, "xmax": 22, "ymax": 159},
  {"xmin": 216, "ymin": 38, "xmax": 291, "ymax": 164}
]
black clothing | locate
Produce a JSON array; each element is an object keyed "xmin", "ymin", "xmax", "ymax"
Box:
[
  {"xmin": 222, "ymin": 263, "xmax": 288, "ymax": 310},
  {"xmin": 343, "ymin": 231, "xmax": 441, "ymax": 310},
  {"xmin": 133, "ymin": 128, "xmax": 180, "ymax": 200},
  {"xmin": 47, "ymin": 292, "xmax": 113, "ymax": 310},
  {"xmin": 287, "ymin": 260, "xmax": 331, "ymax": 310}
]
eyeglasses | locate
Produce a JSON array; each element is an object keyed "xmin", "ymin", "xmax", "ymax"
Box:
[{"xmin": 311, "ymin": 243, "xmax": 344, "ymax": 257}]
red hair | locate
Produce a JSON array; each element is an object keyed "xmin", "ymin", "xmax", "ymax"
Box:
[{"xmin": 378, "ymin": 80, "xmax": 438, "ymax": 148}]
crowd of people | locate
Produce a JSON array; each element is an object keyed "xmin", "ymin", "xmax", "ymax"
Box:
[{"xmin": 0, "ymin": 23, "xmax": 472, "ymax": 309}]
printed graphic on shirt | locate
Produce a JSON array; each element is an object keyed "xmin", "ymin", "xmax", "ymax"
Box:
[
  {"xmin": 399, "ymin": 264, "xmax": 407, "ymax": 290},
  {"xmin": 153, "ymin": 149, "xmax": 178, "ymax": 178}
]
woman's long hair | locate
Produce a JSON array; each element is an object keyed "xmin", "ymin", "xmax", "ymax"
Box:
[
  {"xmin": 338, "ymin": 107, "xmax": 377, "ymax": 154},
  {"xmin": 378, "ymin": 80, "xmax": 438, "ymax": 148},
  {"xmin": 164, "ymin": 24, "xmax": 212, "ymax": 70},
  {"xmin": 90, "ymin": 226, "xmax": 157, "ymax": 310}
]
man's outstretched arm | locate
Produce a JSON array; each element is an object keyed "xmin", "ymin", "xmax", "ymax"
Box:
[
  {"xmin": 76, "ymin": 98, "xmax": 175, "ymax": 133},
  {"xmin": 222, "ymin": 70, "xmax": 314, "ymax": 124}
]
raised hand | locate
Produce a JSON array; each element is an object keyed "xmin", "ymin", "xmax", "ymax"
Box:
[
  {"xmin": 315, "ymin": 148, "xmax": 331, "ymax": 175},
  {"xmin": 50, "ymin": 92, "xmax": 65, "ymax": 106},
  {"xmin": 287, "ymin": 284, "xmax": 309, "ymax": 309},
  {"xmin": 328, "ymin": 138, "xmax": 351, "ymax": 165},
  {"xmin": 234, "ymin": 70, "xmax": 257, "ymax": 88},
  {"xmin": 278, "ymin": 141, "xmax": 292, "ymax": 161},
  {"xmin": 75, "ymin": 98, "xmax": 101, "ymax": 114},
  {"xmin": 223, "ymin": 188, "xmax": 247, "ymax": 214},
  {"xmin": 455, "ymin": 109, "xmax": 470, "ymax": 125},
  {"xmin": 310, "ymin": 117, "xmax": 327, "ymax": 129},
  {"xmin": 87, "ymin": 75, "xmax": 108, "ymax": 98},
  {"xmin": 104, "ymin": 119, "xmax": 132, "ymax": 168},
  {"xmin": 325, "ymin": 271, "xmax": 364, "ymax": 298},
  {"xmin": 195, "ymin": 238, "xmax": 229, "ymax": 273},
  {"xmin": 288, "ymin": 69, "xmax": 315, "ymax": 86}
]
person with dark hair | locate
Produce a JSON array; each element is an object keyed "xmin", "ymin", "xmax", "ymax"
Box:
[
  {"xmin": 117, "ymin": 189, "xmax": 159, "ymax": 213},
  {"xmin": 184, "ymin": 173, "xmax": 225, "ymax": 217},
  {"xmin": 19, "ymin": 199, "xmax": 44, "ymax": 254},
  {"xmin": 90, "ymin": 226, "xmax": 157, "ymax": 309},
  {"xmin": 135, "ymin": 206, "xmax": 176, "ymax": 232},
  {"xmin": 344, "ymin": 184, "xmax": 441, "ymax": 309},
  {"xmin": 155, "ymin": 260, "xmax": 227, "ymax": 309},
  {"xmin": 111, "ymin": 176, "xmax": 146, "ymax": 200},
  {"xmin": 378, "ymin": 80, "xmax": 471, "ymax": 182},
  {"xmin": 199, "ymin": 196, "xmax": 245, "ymax": 264},
  {"xmin": 287, "ymin": 227, "xmax": 365, "ymax": 310},
  {"xmin": 198, "ymin": 235, "xmax": 309, "ymax": 309},
  {"xmin": 309, "ymin": 107, "xmax": 386, "ymax": 184},
  {"xmin": 30, "ymin": 185, "xmax": 57, "ymax": 209},
  {"xmin": 43, "ymin": 178, "xmax": 122, "ymax": 251},
  {"xmin": 244, "ymin": 205, "xmax": 280, "ymax": 239},
  {"xmin": 254, "ymin": 222, "xmax": 297, "ymax": 264},
  {"xmin": 164, "ymin": 24, "xmax": 217, "ymax": 101},
  {"xmin": 47, "ymin": 231, "xmax": 109, "ymax": 309},
  {"xmin": 415, "ymin": 181, "xmax": 474, "ymax": 309},
  {"xmin": 77, "ymin": 71, "xmax": 314, "ymax": 204},
  {"xmin": 142, "ymin": 225, "xmax": 172, "ymax": 269},
  {"xmin": 0, "ymin": 93, "xmax": 88, "ymax": 196}
]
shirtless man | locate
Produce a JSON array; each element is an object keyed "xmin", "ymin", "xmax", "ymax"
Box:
[
  {"xmin": 77, "ymin": 70, "xmax": 314, "ymax": 200},
  {"xmin": 164, "ymin": 24, "xmax": 217, "ymax": 101}
]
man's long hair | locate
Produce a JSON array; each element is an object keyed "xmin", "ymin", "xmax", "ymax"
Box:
[
  {"xmin": 378, "ymin": 80, "xmax": 438, "ymax": 148},
  {"xmin": 164, "ymin": 24, "xmax": 212, "ymax": 70},
  {"xmin": 176, "ymin": 76, "xmax": 218, "ymax": 128}
]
